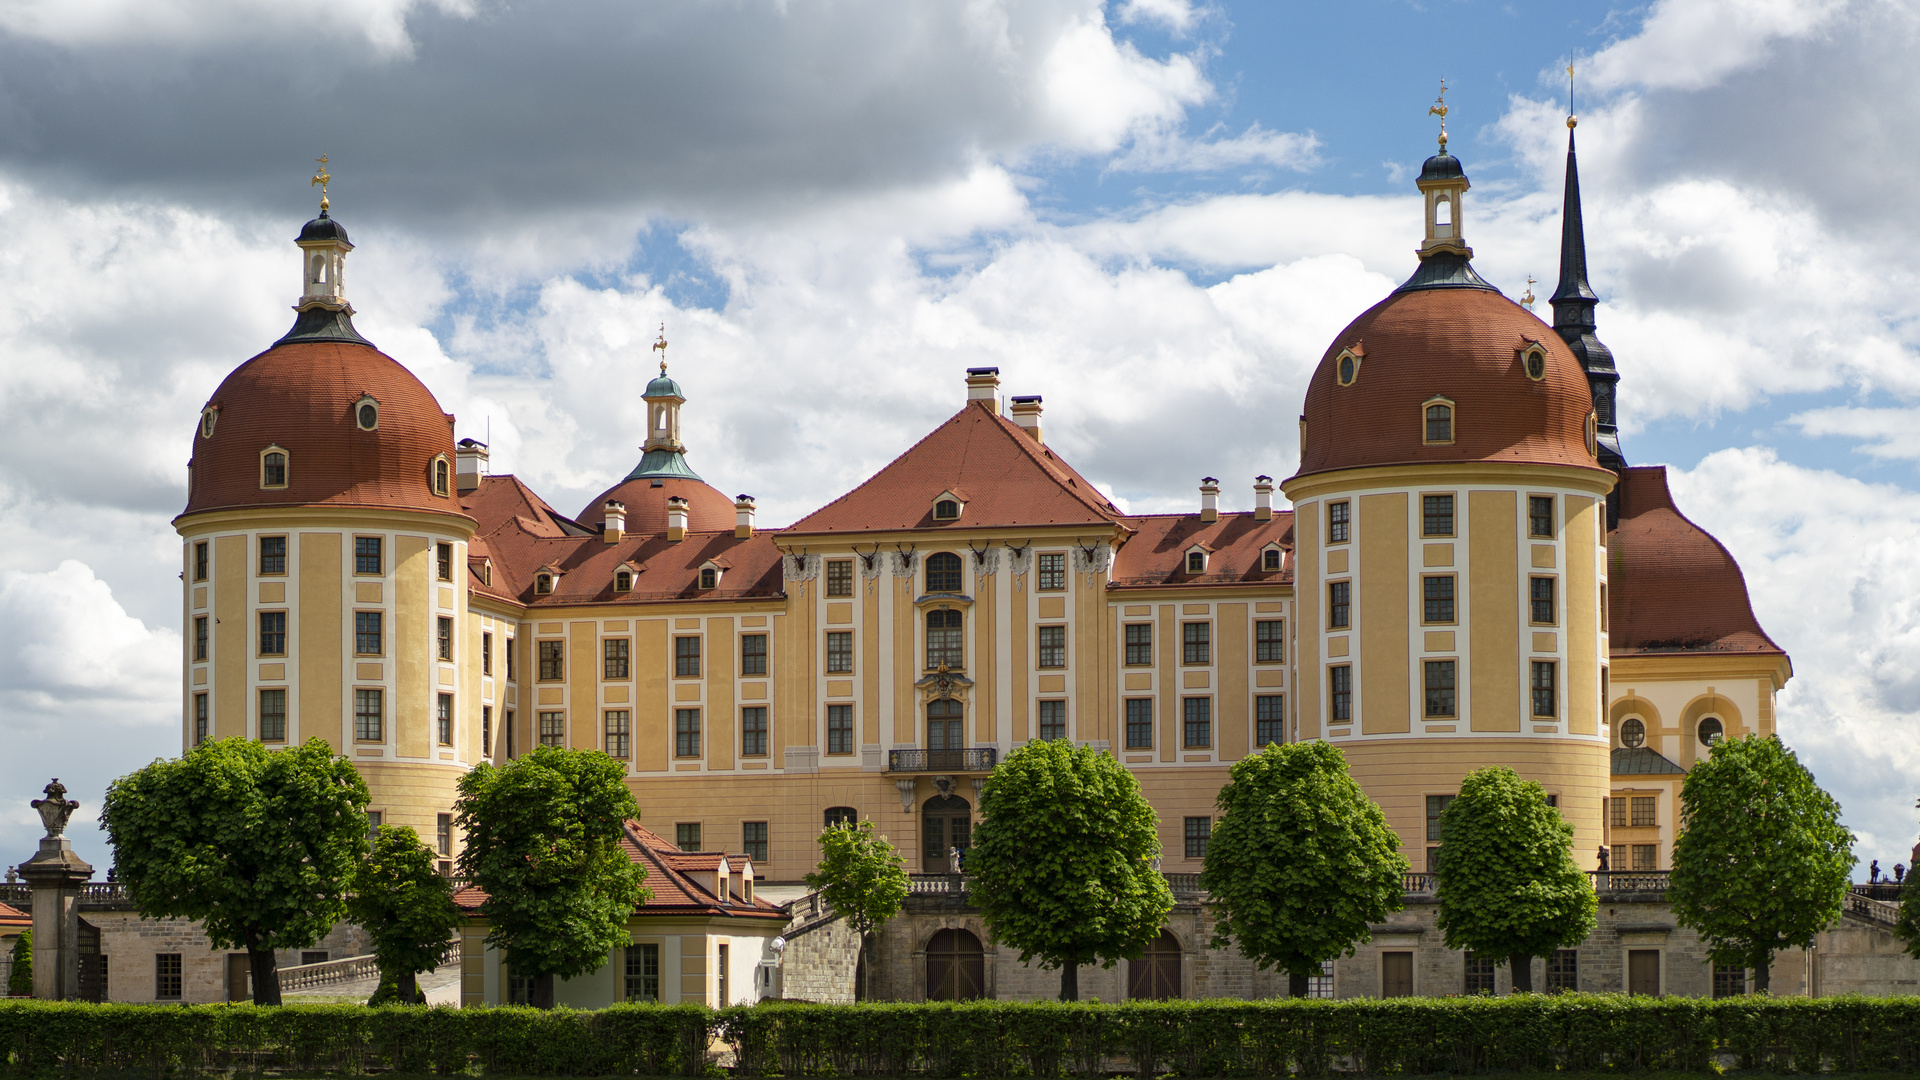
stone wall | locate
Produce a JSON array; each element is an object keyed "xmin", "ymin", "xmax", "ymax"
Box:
[
  {"xmin": 778, "ymin": 901, "xmax": 861, "ymax": 1004},
  {"xmin": 87, "ymin": 911, "xmax": 371, "ymax": 1004}
]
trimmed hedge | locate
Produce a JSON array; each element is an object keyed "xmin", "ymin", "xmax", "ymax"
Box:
[{"xmin": 5, "ymin": 996, "xmax": 1920, "ymax": 1077}]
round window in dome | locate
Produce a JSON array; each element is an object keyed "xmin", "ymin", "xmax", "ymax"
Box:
[
  {"xmin": 1698, "ymin": 717, "xmax": 1724, "ymax": 746},
  {"xmin": 1523, "ymin": 347, "xmax": 1547, "ymax": 381},
  {"xmin": 1619, "ymin": 717, "xmax": 1646, "ymax": 748},
  {"xmin": 355, "ymin": 395, "xmax": 380, "ymax": 431},
  {"xmin": 1336, "ymin": 351, "xmax": 1359, "ymax": 386},
  {"xmin": 200, "ymin": 406, "xmax": 220, "ymax": 439}
]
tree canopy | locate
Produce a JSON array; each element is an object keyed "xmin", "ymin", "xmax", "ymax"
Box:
[
  {"xmin": 6, "ymin": 931, "xmax": 29, "ymax": 997},
  {"xmin": 454, "ymin": 746, "xmax": 648, "ymax": 1006},
  {"xmin": 1201, "ymin": 741, "xmax": 1408, "ymax": 996},
  {"xmin": 1433, "ymin": 766, "xmax": 1595, "ymax": 993},
  {"xmin": 966, "ymin": 740, "xmax": 1173, "ymax": 1000},
  {"xmin": 1669, "ymin": 735, "xmax": 1853, "ymax": 992},
  {"xmin": 803, "ymin": 818, "xmax": 910, "ymax": 999},
  {"xmin": 347, "ymin": 825, "xmax": 463, "ymax": 1004},
  {"xmin": 100, "ymin": 737, "xmax": 370, "ymax": 1004}
]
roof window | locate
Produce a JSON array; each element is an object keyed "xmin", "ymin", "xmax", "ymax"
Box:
[
  {"xmin": 1521, "ymin": 344, "xmax": 1548, "ymax": 381},
  {"xmin": 932, "ymin": 489, "xmax": 967, "ymax": 521},
  {"xmin": 260, "ymin": 446, "xmax": 289, "ymax": 489},
  {"xmin": 1335, "ymin": 348, "xmax": 1362, "ymax": 387},
  {"xmin": 355, "ymin": 394, "xmax": 380, "ymax": 431},
  {"xmin": 614, "ymin": 569, "xmax": 633, "ymax": 592},
  {"xmin": 1262, "ymin": 545, "xmax": 1283, "ymax": 573},
  {"xmin": 431, "ymin": 455, "xmax": 450, "ymax": 497},
  {"xmin": 200, "ymin": 405, "xmax": 220, "ymax": 439},
  {"xmin": 535, "ymin": 573, "xmax": 554, "ymax": 595},
  {"xmin": 1423, "ymin": 397, "xmax": 1455, "ymax": 445},
  {"xmin": 1184, "ymin": 545, "xmax": 1210, "ymax": 574},
  {"xmin": 698, "ymin": 563, "xmax": 722, "ymax": 590}
]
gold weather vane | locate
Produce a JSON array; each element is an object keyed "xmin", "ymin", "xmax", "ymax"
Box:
[
  {"xmin": 653, "ymin": 323, "xmax": 669, "ymax": 375},
  {"xmin": 1428, "ymin": 79, "xmax": 1450, "ymax": 147},
  {"xmin": 1522, "ymin": 275, "xmax": 1537, "ymax": 311},
  {"xmin": 312, "ymin": 154, "xmax": 332, "ymax": 212},
  {"xmin": 1567, "ymin": 63, "xmax": 1578, "ymax": 129}
]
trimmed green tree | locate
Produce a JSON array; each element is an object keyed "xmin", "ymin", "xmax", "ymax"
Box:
[
  {"xmin": 100, "ymin": 737, "xmax": 370, "ymax": 1005},
  {"xmin": 966, "ymin": 740, "xmax": 1174, "ymax": 1000},
  {"xmin": 1669, "ymin": 735, "xmax": 1853, "ymax": 992},
  {"xmin": 347, "ymin": 825, "xmax": 463, "ymax": 1004},
  {"xmin": 1897, "ymin": 870, "xmax": 1920, "ymax": 962},
  {"xmin": 1201, "ymin": 741, "xmax": 1409, "ymax": 997},
  {"xmin": 1434, "ymin": 766, "xmax": 1595, "ymax": 993},
  {"xmin": 454, "ymin": 746, "xmax": 649, "ymax": 1007},
  {"xmin": 804, "ymin": 819, "xmax": 909, "ymax": 1000},
  {"xmin": 6, "ymin": 930, "xmax": 29, "ymax": 996}
]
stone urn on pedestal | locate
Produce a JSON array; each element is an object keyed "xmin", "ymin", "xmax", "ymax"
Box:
[{"xmin": 18, "ymin": 779, "xmax": 94, "ymax": 1000}]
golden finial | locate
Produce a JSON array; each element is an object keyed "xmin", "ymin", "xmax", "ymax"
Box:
[
  {"xmin": 652, "ymin": 323, "xmax": 668, "ymax": 374},
  {"xmin": 311, "ymin": 154, "xmax": 332, "ymax": 213},
  {"xmin": 1521, "ymin": 275, "xmax": 1537, "ymax": 311},
  {"xmin": 1567, "ymin": 63, "xmax": 1578, "ymax": 129},
  {"xmin": 1427, "ymin": 79, "xmax": 1450, "ymax": 148}
]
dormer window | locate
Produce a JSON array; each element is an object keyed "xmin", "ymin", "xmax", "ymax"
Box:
[
  {"xmin": 200, "ymin": 406, "xmax": 220, "ymax": 439},
  {"xmin": 355, "ymin": 395, "xmax": 380, "ymax": 431},
  {"xmin": 1262, "ymin": 547, "xmax": 1282, "ymax": 573},
  {"xmin": 260, "ymin": 446, "xmax": 289, "ymax": 489},
  {"xmin": 1184, "ymin": 546, "xmax": 1209, "ymax": 574},
  {"xmin": 614, "ymin": 569, "xmax": 633, "ymax": 592},
  {"xmin": 431, "ymin": 455, "xmax": 450, "ymax": 497},
  {"xmin": 1585, "ymin": 412, "xmax": 1599, "ymax": 457},
  {"xmin": 477, "ymin": 560, "xmax": 493, "ymax": 586},
  {"xmin": 1423, "ymin": 398, "xmax": 1455, "ymax": 445},
  {"xmin": 1335, "ymin": 348, "xmax": 1362, "ymax": 387},
  {"xmin": 699, "ymin": 566, "xmax": 720, "ymax": 590},
  {"xmin": 535, "ymin": 574, "xmax": 554, "ymax": 595},
  {"xmin": 1521, "ymin": 344, "xmax": 1548, "ymax": 381},
  {"xmin": 934, "ymin": 500, "xmax": 959, "ymax": 520}
]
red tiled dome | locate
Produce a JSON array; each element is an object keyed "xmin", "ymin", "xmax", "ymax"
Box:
[
  {"xmin": 580, "ymin": 476, "xmax": 737, "ymax": 534},
  {"xmin": 181, "ymin": 341, "xmax": 464, "ymax": 519},
  {"xmin": 1294, "ymin": 288, "xmax": 1605, "ymax": 481}
]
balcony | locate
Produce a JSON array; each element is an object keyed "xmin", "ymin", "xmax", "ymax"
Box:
[{"xmin": 888, "ymin": 748, "xmax": 998, "ymax": 774}]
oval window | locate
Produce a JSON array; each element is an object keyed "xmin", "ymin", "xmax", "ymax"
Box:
[
  {"xmin": 1619, "ymin": 717, "xmax": 1646, "ymax": 748},
  {"xmin": 200, "ymin": 407, "xmax": 219, "ymax": 438},
  {"xmin": 1337, "ymin": 355, "xmax": 1355, "ymax": 385},
  {"xmin": 357, "ymin": 402, "xmax": 379, "ymax": 430},
  {"xmin": 1698, "ymin": 717, "xmax": 1724, "ymax": 746},
  {"xmin": 1525, "ymin": 350, "xmax": 1546, "ymax": 380}
]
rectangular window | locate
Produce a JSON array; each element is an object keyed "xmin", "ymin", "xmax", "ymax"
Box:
[
  {"xmin": 538, "ymin": 640, "xmax": 563, "ymax": 680},
  {"xmin": 604, "ymin": 638, "xmax": 630, "ymax": 680},
  {"xmin": 1329, "ymin": 666, "xmax": 1352, "ymax": 722},
  {"xmin": 1422, "ymin": 494, "xmax": 1455, "ymax": 537},
  {"xmin": 482, "ymin": 632, "xmax": 493, "ymax": 676},
  {"xmin": 1256, "ymin": 695, "xmax": 1286, "ymax": 746},
  {"xmin": 1183, "ymin": 697, "xmax": 1211, "ymax": 748},
  {"xmin": 625, "ymin": 943, "xmax": 661, "ymax": 1002},
  {"xmin": 437, "ymin": 693, "xmax": 454, "ymax": 745},
  {"xmin": 925, "ymin": 611, "xmax": 964, "ymax": 670},
  {"xmin": 1037, "ymin": 700, "xmax": 1067, "ymax": 741},
  {"xmin": 825, "ymin": 559, "xmax": 853, "ymax": 597},
  {"xmin": 482, "ymin": 705, "xmax": 492, "ymax": 756},
  {"xmin": 193, "ymin": 692, "xmax": 208, "ymax": 746},
  {"xmin": 1529, "ymin": 495, "xmax": 1556, "ymax": 539},
  {"xmin": 194, "ymin": 615, "xmax": 208, "ymax": 662},
  {"xmin": 504, "ymin": 710, "xmax": 515, "ymax": 758},
  {"xmin": 437, "ymin": 616, "xmax": 453, "ymax": 661},
  {"xmin": 1608, "ymin": 796, "xmax": 1625, "ymax": 828},
  {"xmin": 1184, "ymin": 816, "xmax": 1211, "ymax": 859},
  {"xmin": 677, "ymin": 824, "xmax": 704, "ymax": 851},
  {"xmin": 436, "ymin": 542, "xmax": 453, "ymax": 582},
  {"xmin": 1182, "ymin": 622, "xmax": 1211, "ymax": 665},
  {"xmin": 1713, "ymin": 964, "xmax": 1746, "ymax": 999},
  {"xmin": 194, "ymin": 541, "xmax": 209, "ymax": 581},
  {"xmin": 1426, "ymin": 794, "xmax": 1456, "ymax": 844},
  {"xmin": 1632, "ymin": 844, "xmax": 1658, "ymax": 871},
  {"xmin": 259, "ymin": 536, "xmax": 287, "ymax": 576},
  {"xmin": 538, "ymin": 711, "xmax": 564, "ymax": 747},
  {"xmin": 436, "ymin": 814, "xmax": 453, "ymax": 856},
  {"xmin": 1124, "ymin": 624, "xmax": 1152, "ymax": 666},
  {"xmin": 355, "ymin": 611, "xmax": 383, "ymax": 655},
  {"xmin": 1327, "ymin": 501, "xmax": 1350, "ymax": 543},
  {"xmin": 1631, "ymin": 796, "xmax": 1656, "ymax": 827},
  {"xmin": 1531, "ymin": 577, "xmax": 1557, "ymax": 625},
  {"xmin": 1422, "ymin": 576, "xmax": 1455, "ymax": 624},
  {"xmin": 826, "ymin": 705, "xmax": 853, "ymax": 755},
  {"xmin": 354, "ymin": 689, "xmax": 383, "ymax": 741},
  {"xmin": 1424, "ymin": 660, "xmax": 1457, "ymax": 718},
  {"xmin": 258, "ymin": 688, "xmax": 286, "ymax": 741},
  {"xmin": 719, "ymin": 942, "xmax": 730, "ymax": 1005},
  {"xmin": 155, "ymin": 954, "xmax": 183, "ymax": 999},
  {"xmin": 1464, "ymin": 952, "xmax": 1496, "ymax": 995},
  {"xmin": 1328, "ymin": 581, "xmax": 1351, "ymax": 629},
  {"xmin": 1547, "ymin": 950, "xmax": 1579, "ymax": 994},
  {"xmin": 1307, "ymin": 959, "xmax": 1335, "ymax": 999},
  {"xmin": 1531, "ymin": 661, "xmax": 1558, "ymax": 717},
  {"xmin": 354, "ymin": 536, "xmax": 383, "ymax": 575},
  {"xmin": 1036, "ymin": 552, "xmax": 1067, "ymax": 590},
  {"xmin": 602, "ymin": 709, "xmax": 630, "ymax": 758},
  {"xmin": 742, "ymin": 822, "xmax": 769, "ymax": 863},
  {"xmin": 1255, "ymin": 619, "xmax": 1285, "ymax": 663},
  {"xmin": 1125, "ymin": 698, "xmax": 1153, "ymax": 749},
  {"xmin": 741, "ymin": 634, "xmax": 768, "ymax": 676},
  {"xmin": 826, "ymin": 631, "xmax": 853, "ymax": 674},
  {"xmin": 675, "ymin": 636, "xmax": 701, "ymax": 677},
  {"xmin": 743, "ymin": 707, "xmax": 770, "ymax": 757},
  {"xmin": 258, "ymin": 611, "xmax": 287, "ymax": 656},
  {"xmin": 1036, "ymin": 626, "xmax": 1067, "ymax": 669},
  {"xmin": 505, "ymin": 639, "xmax": 516, "ymax": 681},
  {"xmin": 675, "ymin": 709, "xmax": 701, "ymax": 757}
]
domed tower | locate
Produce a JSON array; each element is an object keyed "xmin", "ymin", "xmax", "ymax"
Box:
[
  {"xmin": 175, "ymin": 182, "xmax": 479, "ymax": 849},
  {"xmin": 577, "ymin": 330, "xmax": 738, "ymax": 533},
  {"xmin": 1281, "ymin": 128, "xmax": 1616, "ymax": 873}
]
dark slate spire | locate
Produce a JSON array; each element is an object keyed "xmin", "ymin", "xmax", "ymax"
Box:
[{"xmin": 1550, "ymin": 123, "xmax": 1624, "ymax": 470}]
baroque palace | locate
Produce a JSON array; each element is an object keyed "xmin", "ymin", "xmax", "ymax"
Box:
[{"xmin": 165, "ymin": 116, "xmax": 1828, "ymax": 1000}]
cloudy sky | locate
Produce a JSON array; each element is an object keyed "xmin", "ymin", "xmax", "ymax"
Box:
[{"xmin": 1, "ymin": 0, "xmax": 1915, "ymax": 875}]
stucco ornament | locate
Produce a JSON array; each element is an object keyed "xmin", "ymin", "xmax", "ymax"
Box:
[{"xmin": 32, "ymin": 778, "xmax": 80, "ymax": 838}]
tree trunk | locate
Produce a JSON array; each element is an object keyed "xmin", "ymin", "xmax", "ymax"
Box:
[
  {"xmin": 1753, "ymin": 958, "xmax": 1771, "ymax": 994},
  {"xmin": 248, "ymin": 945, "xmax": 282, "ymax": 1006},
  {"xmin": 854, "ymin": 934, "xmax": 869, "ymax": 1002},
  {"xmin": 533, "ymin": 973, "xmax": 555, "ymax": 1009},
  {"xmin": 399, "ymin": 970, "xmax": 419, "ymax": 1004},
  {"xmin": 1059, "ymin": 963, "xmax": 1078, "ymax": 1001},
  {"xmin": 1289, "ymin": 971, "xmax": 1310, "ymax": 998},
  {"xmin": 1508, "ymin": 954, "xmax": 1533, "ymax": 994}
]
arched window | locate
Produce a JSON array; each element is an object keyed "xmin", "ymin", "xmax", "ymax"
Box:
[
  {"xmin": 260, "ymin": 448, "xmax": 288, "ymax": 489},
  {"xmin": 1697, "ymin": 717, "xmax": 1724, "ymax": 746},
  {"xmin": 654, "ymin": 406, "xmax": 668, "ymax": 433},
  {"xmin": 1336, "ymin": 350, "xmax": 1360, "ymax": 387},
  {"xmin": 922, "ymin": 790, "xmax": 970, "ymax": 873},
  {"xmin": 925, "ymin": 927, "xmax": 984, "ymax": 1000},
  {"xmin": 1434, "ymin": 194, "xmax": 1454, "ymax": 237},
  {"xmin": 535, "ymin": 574, "xmax": 554, "ymax": 595},
  {"xmin": 926, "ymin": 609, "xmax": 964, "ymax": 669},
  {"xmin": 1424, "ymin": 402, "xmax": 1454, "ymax": 445},
  {"xmin": 926, "ymin": 552, "xmax": 963, "ymax": 593},
  {"xmin": 934, "ymin": 499, "xmax": 960, "ymax": 520},
  {"xmin": 432, "ymin": 456, "xmax": 450, "ymax": 497},
  {"xmin": 699, "ymin": 567, "xmax": 718, "ymax": 589},
  {"xmin": 1263, "ymin": 549, "xmax": 1282, "ymax": 572},
  {"xmin": 1618, "ymin": 717, "xmax": 1646, "ymax": 748},
  {"xmin": 1523, "ymin": 347, "xmax": 1548, "ymax": 381},
  {"xmin": 1586, "ymin": 412, "xmax": 1599, "ymax": 457},
  {"xmin": 824, "ymin": 807, "xmax": 857, "ymax": 828},
  {"xmin": 1185, "ymin": 551, "xmax": 1206, "ymax": 574}
]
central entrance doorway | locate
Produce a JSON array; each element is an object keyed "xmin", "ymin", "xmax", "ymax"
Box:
[{"xmin": 922, "ymin": 793, "xmax": 971, "ymax": 873}]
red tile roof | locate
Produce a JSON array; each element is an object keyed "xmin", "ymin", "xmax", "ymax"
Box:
[
  {"xmin": 1112, "ymin": 512, "xmax": 1294, "ymax": 588},
  {"xmin": 783, "ymin": 402, "xmax": 1126, "ymax": 534},
  {"xmin": 454, "ymin": 822, "xmax": 784, "ymax": 920},
  {"xmin": 1609, "ymin": 466, "xmax": 1784, "ymax": 657},
  {"xmin": 0, "ymin": 901, "xmax": 27, "ymax": 927},
  {"xmin": 579, "ymin": 476, "xmax": 738, "ymax": 534}
]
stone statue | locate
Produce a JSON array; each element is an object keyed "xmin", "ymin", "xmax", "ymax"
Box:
[
  {"xmin": 1596, "ymin": 845, "xmax": 1610, "ymax": 872},
  {"xmin": 1871, "ymin": 860, "xmax": 1881, "ymax": 884},
  {"xmin": 1897, "ymin": 864, "xmax": 1907, "ymax": 885},
  {"xmin": 30, "ymin": 778, "xmax": 79, "ymax": 839}
]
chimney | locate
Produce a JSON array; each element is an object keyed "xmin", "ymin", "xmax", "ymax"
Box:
[
  {"xmin": 603, "ymin": 500, "xmax": 626, "ymax": 544},
  {"xmin": 1200, "ymin": 477, "xmax": 1219, "ymax": 523},
  {"xmin": 1009, "ymin": 395, "xmax": 1043, "ymax": 443},
  {"xmin": 666, "ymin": 496, "xmax": 688, "ymax": 542},
  {"xmin": 1253, "ymin": 475, "xmax": 1274, "ymax": 521},
  {"xmin": 455, "ymin": 439, "xmax": 489, "ymax": 492},
  {"xmin": 965, "ymin": 367, "xmax": 1001, "ymax": 414},
  {"xmin": 734, "ymin": 495, "xmax": 756, "ymax": 539}
]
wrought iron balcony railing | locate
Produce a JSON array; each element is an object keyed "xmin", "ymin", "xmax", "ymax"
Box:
[
  {"xmin": 1589, "ymin": 869, "xmax": 1669, "ymax": 892},
  {"xmin": 888, "ymin": 748, "xmax": 998, "ymax": 773}
]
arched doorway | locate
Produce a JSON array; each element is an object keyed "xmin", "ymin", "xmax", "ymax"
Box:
[
  {"xmin": 923, "ymin": 793, "xmax": 971, "ymax": 873},
  {"xmin": 926, "ymin": 928, "xmax": 985, "ymax": 1001},
  {"xmin": 1128, "ymin": 930, "xmax": 1182, "ymax": 1000}
]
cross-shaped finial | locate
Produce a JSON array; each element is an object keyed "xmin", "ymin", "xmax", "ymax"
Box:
[
  {"xmin": 652, "ymin": 323, "xmax": 669, "ymax": 374},
  {"xmin": 312, "ymin": 154, "xmax": 332, "ymax": 212},
  {"xmin": 1427, "ymin": 79, "xmax": 1450, "ymax": 146}
]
